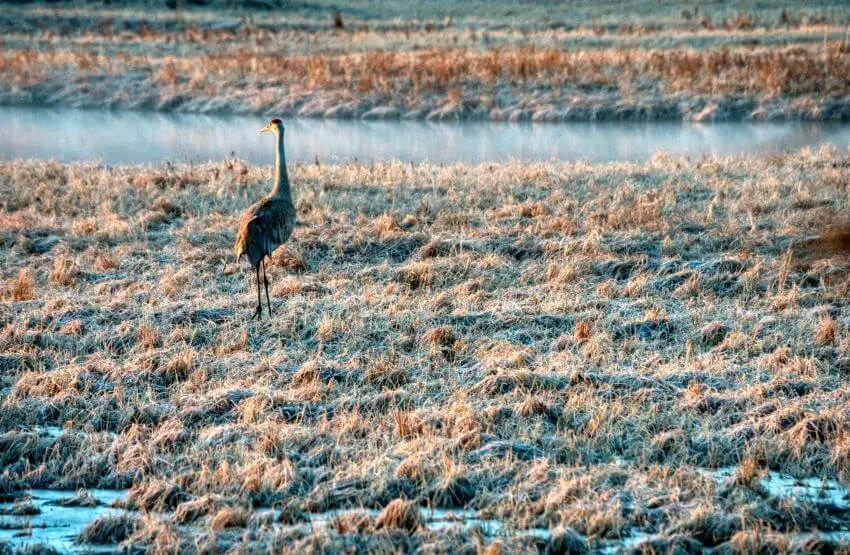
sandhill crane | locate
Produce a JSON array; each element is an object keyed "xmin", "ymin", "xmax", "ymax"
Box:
[{"xmin": 234, "ymin": 118, "xmax": 296, "ymax": 320}]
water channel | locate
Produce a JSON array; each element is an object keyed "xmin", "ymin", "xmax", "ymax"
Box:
[{"xmin": 2, "ymin": 106, "xmax": 849, "ymax": 165}]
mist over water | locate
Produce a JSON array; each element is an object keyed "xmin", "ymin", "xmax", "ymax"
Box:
[{"xmin": 1, "ymin": 106, "xmax": 849, "ymax": 165}]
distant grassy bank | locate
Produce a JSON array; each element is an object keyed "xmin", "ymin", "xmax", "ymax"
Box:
[
  {"xmin": 2, "ymin": 2, "xmax": 850, "ymax": 120},
  {"xmin": 3, "ymin": 151, "xmax": 850, "ymax": 551}
]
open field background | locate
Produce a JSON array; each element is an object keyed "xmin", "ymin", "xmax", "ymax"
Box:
[
  {"xmin": 3, "ymin": 150, "xmax": 850, "ymax": 551},
  {"xmin": 2, "ymin": 1, "xmax": 850, "ymax": 120}
]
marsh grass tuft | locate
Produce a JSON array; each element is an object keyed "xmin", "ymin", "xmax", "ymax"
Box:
[
  {"xmin": 376, "ymin": 498, "xmax": 421, "ymax": 532},
  {"xmin": 48, "ymin": 257, "xmax": 78, "ymax": 287},
  {"xmin": 210, "ymin": 506, "xmax": 248, "ymax": 529},
  {"xmin": 77, "ymin": 514, "xmax": 139, "ymax": 544},
  {"xmin": 6, "ymin": 268, "xmax": 34, "ymax": 301}
]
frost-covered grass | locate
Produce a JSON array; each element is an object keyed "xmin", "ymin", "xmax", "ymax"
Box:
[
  {"xmin": 3, "ymin": 150, "xmax": 850, "ymax": 551},
  {"xmin": 2, "ymin": 2, "xmax": 850, "ymax": 120}
]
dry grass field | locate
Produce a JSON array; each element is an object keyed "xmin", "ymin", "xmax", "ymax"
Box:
[
  {"xmin": 3, "ymin": 148, "xmax": 850, "ymax": 551},
  {"xmin": 2, "ymin": 1, "xmax": 850, "ymax": 120}
]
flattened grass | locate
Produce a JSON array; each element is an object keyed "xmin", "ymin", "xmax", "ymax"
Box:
[{"xmin": 3, "ymin": 150, "xmax": 850, "ymax": 550}]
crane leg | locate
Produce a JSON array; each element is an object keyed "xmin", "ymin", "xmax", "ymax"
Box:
[
  {"xmin": 253, "ymin": 263, "xmax": 262, "ymax": 321},
  {"xmin": 262, "ymin": 258, "xmax": 272, "ymax": 316}
]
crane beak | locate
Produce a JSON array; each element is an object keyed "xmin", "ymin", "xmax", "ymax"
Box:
[{"xmin": 260, "ymin": 124, "xmax": 272, "ymax": 133}]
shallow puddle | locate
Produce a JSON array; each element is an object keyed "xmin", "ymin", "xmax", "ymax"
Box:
[
  {"xmin": 300, "ymin": 507, "xmax": 669, "ymax": 551},
  {"xmin": 7, "ymin": 467, "xmax": 849, "ymax": 552},
  {"xmin": 424, "ymin": 508, "xmax": 550, "ymax": 538},
  {"xmin": 704, "ymin": 467, "xmax": 850, "ymax": 510},
  {"xmin": 270, "ymin": 506, "xmax": 552, "ymax": 540},
  {"xmin": 597, "ymin": 530, "xmax": 657, "ymax": 554},
  {"xmin": 0, "ymin": 489, "xmax": 130, "ymax": 553},
  {"xmin": 32, "ymin": 425, "xmax": 64, "ymax": 439}
]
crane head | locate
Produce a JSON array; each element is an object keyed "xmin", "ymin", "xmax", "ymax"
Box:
[{"xmin": 260, "ymin": 118, "xmax": 284, "ymax": 134}]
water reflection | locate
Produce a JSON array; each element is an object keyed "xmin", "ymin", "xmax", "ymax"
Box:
[{"xmin": 1, "ymin": 106, "xmax": 849, "ymax": 165}]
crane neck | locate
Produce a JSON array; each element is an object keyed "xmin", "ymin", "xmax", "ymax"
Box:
[{"xmin": 270, "ymin": 131, "xmax": 292, "ymax": 203}]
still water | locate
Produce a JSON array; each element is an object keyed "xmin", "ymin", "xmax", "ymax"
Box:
[{"xmin": 1, "ymin": 106, "xmax": 849, "ymax": 165}]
